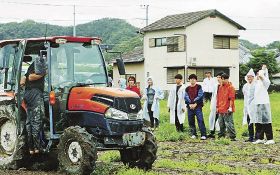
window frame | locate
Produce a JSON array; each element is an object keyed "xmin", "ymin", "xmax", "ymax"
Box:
[
  {"xmin": 213, "ymin": 35, "xmax": 239, "ymax": 49},
  {"xmin": 166, "ymin": 67, "xmax": 185, "ymax": 84},
  {"xmin": 186, "ymin": 67, "xmax": 230, "ymax": 82}
]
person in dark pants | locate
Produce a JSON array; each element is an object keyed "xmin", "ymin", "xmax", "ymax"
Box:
[
  {"xmin": 242, "ymin": 68, "xmax": 257, "ymax": 142},
  {"xmin": 142, "ymin": 77, "xmax": 164, "ymax": 128},
  {"xmin": 20, "ymin": 60, "xmax": 46, "ymax": 154},
  {"xmin": 208, "ymin": 72, "xmax": 223, "ymax": 138},
  {"xmin": 168, "ymin": 74, "xmax": 186, "ymax": 132},
  {"xmin": 252, "ymin": 65, "xmax": 275, "ymax": 145},
  {"xmin": 185, "ymin": 74, "xmax": 206, "ymax": 140},
  {"xmin": 202, "ymin": 71, "xmax": 215, "ymax": 103}
]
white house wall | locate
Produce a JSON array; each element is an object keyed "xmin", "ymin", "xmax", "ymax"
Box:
[
  {"xmin": 144, "ymin": 16, "xmax": 240, "ymax": 90},
  {"xmin": 144, "ymin": 28, "xmax": 187, "ymax": 91},
  {"xmin": 186, "ymin": 16, "xmax": 240, "ymax": 88}
]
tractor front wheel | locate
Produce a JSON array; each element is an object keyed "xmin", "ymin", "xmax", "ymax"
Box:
[
  {"xmin": 120, "ymin": 131, "xmax": 157, "ymax": 170},
  {"xmin": 58, "ymin": 126, "xmax": 97, "ymax": 175}
]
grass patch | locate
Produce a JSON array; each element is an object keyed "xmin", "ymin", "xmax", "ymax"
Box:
[
  {"xmin": 213, "ymin": 138, "xmax": 231, "ymax": 145},
  {"xmin": 116, "ymin": 167, "xmax": 164, "ymax": 175},
  {"xmin": 98, "ymin": 151, "xmax": 121, "ymax": 163}
]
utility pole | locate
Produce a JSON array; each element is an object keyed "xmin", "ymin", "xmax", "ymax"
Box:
[
  {"xmin": 145, "ymin": 4, "xmax": 149, "ymax": 26},
  {"xmin": 73, "ymin": 5, "xmax": 76, "ymax": 36},
  {"xmin": 141, "ymin": 4, "xmax": 149, "ymax": 26}
]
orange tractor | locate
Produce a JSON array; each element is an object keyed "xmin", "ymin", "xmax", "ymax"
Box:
[{"xmin": 0, "ymin": 36, "xmax": 157, "ymax": 174}]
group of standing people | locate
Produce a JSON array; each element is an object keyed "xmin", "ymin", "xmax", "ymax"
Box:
[
  {"xmin": 121, "ymin": 64, "xmax": 275, "ymax": 144},
  {"xmin": 166, "ymin": 65, "xmax": 274, "ymax": 144},
  {"xmin": 242, "ymin": 65, "xmax": 275, "ymax": 144}
]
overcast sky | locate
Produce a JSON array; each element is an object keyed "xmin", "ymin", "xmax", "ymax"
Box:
[{"xmin": 0, "ymin": 0, "xmax": 280, "ymax": 46}]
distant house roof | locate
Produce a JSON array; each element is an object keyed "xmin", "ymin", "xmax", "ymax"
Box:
[
  {"xmin": 239, "ymin": 44, "xmax": 253, "ymax": 64},
  {"xmin": 112, "ymin": 47, "xmax": 144, "ymax": 64},
  {"xmin": 140, "ymin": 9, "xmax": 246, "ymax": 33}
]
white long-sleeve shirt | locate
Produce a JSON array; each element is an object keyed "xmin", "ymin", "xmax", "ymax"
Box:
[{"xmin": 202, "ymin": 77, "xmax": 216, "ymax": 93}]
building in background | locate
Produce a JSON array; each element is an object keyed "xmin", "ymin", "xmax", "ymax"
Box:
[
  {"xmin": 112, "ymin": 47, "xmax": 144, "ymax": 89},
  {"xmin": 140, "ymin": 9, "xmax": 245, "ymax": 90}
]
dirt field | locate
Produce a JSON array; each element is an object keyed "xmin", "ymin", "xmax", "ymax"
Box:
[{"xmin": 1, "ymin": 139, "xmax": 280, "ymax": 175}]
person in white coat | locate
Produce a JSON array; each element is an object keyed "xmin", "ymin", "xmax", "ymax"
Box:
[
  {"xmin": 202, "ymin": 71, "xmax": 215, "ymax": 103},
  {"xmin": 242, "ymin": 68, "xmax": 257, "ymax": 142},
  {"xmin": 252, "ymin": 65, "xmax": 275, "ymax": 145},
  {"xmin": 167, "ymin": 74, "xmax": 186, "ymax": 132},
  {"xmin": 207, "ymin": 72, "xmax": 223, "ymax": 138},
  {"xmin": 142, "ymin": 77, "xmax": 164, "ymax": 128}
]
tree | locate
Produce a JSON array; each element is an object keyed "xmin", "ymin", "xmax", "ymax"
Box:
[
  {"xmin": 266, "ymin": 41, "xmax": 280, "ymax": 50},
  {"xmin": 239, "ymin": 63, "xmax": 250, "ymax": 89},
  {"xmin": 247, "ymin": 48, "xmax": 280, "ymax": 78},
  {"xmin": 239, "ymin": 39, "xmax": 261, "ymax": 51}
]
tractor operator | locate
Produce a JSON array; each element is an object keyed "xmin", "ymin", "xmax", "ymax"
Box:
[{"xmin": 20, "ymin": 55, "xmax": 46, "ymax": 155}]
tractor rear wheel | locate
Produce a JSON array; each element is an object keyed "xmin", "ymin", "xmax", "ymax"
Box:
[
  {"xmin": 58, "ymin": 126, "xmax": 97, "ymax": 175},
  {"xmin": 120, "ymin": 131, "xmax": 157, "ymax": 170},
  {"xmin": 0, "ymin": 103, "xmax": 27, "ymax": 169}
]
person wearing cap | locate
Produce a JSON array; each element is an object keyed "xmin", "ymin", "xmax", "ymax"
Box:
[
  {"xmin": 207, "ymin": 72, "xmax": 223, "ymax": 138},
  {"xmin": 242, "ymin": 68, "xmax": 257, "ymax": 142},
  {"xmin": 216, "ymin": 73, "xmax": 237, "ymax": 141},
  {"xmin": 252, "ymin": 65, "xmax": 275, "ymax": 145},
  {"xmin": 142, "ymin": 76, "xmax": 164, "ymax": 128},
  {"xmin": 202, "ymin": 71, "xmax": 215, "ymax": 103},
  {"xmin": 167, "ymin": 74, "xmax": 186, "ymax": 132},
  {"xmin": 126, "ymin": 76, "xmax": 141, "ymax": 97},
  {"xmin": 185, "ymin": 74, "xmax": 207, "ymax": 140}
]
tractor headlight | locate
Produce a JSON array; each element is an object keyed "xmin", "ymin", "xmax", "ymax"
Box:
[
  {"xmin": 105, "ymin": 108, "xmax": 128, "ymax": 120},
  {"xmin": 136, "ymin": 109, "xmax": 143, "ymax": 120}
]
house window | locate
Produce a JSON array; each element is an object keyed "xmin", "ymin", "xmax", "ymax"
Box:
[
  {"xmin": 213, "ymin": 35, "xmax": 238, "ymax": 49},
  {"xmin": 167, "ymin": 67, "xmax": 185, "ymax": 84},
  {"xmin": 155, "ymin": 38, "xmax": 166, "ymax": 47},
  {"xmin": 187, "ymin": 67, "xmax": 230, "ymax": 82},
  {"xmin": 213, "ymin": 67, "xmax": 230, "ymax": 76},
  {"xmin": 166, "ymin": 35, "xmax": 185, "ymax": 52},
  {"xmin": 149, "ymin": 37, "xmax": 166, "ymax": 47},
  {"xmin": 187, "ymin": 68, "xmax": 211, "ymax": 82}
]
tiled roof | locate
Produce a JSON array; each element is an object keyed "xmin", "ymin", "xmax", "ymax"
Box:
[
  {"xmin": 112, "ymin": 47, "xmax": 144, "ymax": 63},
  {"xmin": 140, "ymin": 9, "xmax": 245, "ymax": 32}
]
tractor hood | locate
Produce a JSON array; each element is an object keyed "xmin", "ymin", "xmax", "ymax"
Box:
[{"xmin": 68, "ymin": 87, "xmax": 141, "ymax": 114}]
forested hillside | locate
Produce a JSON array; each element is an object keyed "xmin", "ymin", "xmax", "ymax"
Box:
[{"xmin": 0, "ymin": 18, "xmax": 142, "ymax": 61}]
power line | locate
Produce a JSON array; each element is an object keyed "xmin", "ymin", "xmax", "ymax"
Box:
[
  {"xmin": 246, "ymin": 28, "xmax": 280, "ymax": 31},
  {"xmin": 0, "ymin": 0, "xmax": 137, "ymax": 8},
  {"xmin": 0, "ymin": 0, "xmax": 71, "ymax": 6}
]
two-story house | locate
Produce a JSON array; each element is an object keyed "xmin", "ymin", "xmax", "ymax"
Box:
[{"xmin": 140, "ymin": 9, "xmax": 245, "ymax": 90}]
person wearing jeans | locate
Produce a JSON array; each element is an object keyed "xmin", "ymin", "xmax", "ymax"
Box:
[
  {"xmin": 216, "ymin": 73, "xmax": 237, "ymax": 141},
  {"xmin": 185, "ymin": 74, "xmax": 206, "ymax": 140}
]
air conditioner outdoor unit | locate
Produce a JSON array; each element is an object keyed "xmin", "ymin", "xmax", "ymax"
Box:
[{"xmin": 190, "ymin": 57, "xmax": 197, "ymax": 66}]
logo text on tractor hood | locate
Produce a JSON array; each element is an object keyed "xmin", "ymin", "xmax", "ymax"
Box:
[{"xmin": 130, "ymin": 104, "xmax": 136, "ymax": 110}]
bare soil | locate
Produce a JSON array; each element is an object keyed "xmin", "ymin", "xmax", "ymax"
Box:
[{"xmin": 1, "ymin": 139, "xmax": 280, "ymax": 174}]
